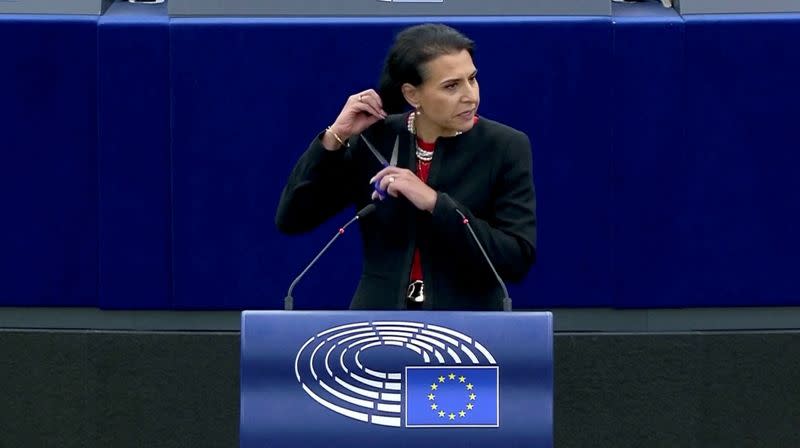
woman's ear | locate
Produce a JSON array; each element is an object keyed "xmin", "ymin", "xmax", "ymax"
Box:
[{"xmin": 401, "ymin": 83, "xmax": 420, "ymax": 109}]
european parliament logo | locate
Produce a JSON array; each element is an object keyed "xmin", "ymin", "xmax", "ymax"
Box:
[{"xmin": 294, "ymin": 321, "xmax": 499, "ymax": 428}]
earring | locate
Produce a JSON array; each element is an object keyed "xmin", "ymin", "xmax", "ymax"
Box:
[{"xmin": 407, "ymin": 108, "xmax": 419, "ymax": 135}]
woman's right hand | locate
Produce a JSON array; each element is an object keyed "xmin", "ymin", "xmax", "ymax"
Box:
[{"xmin": 323, "ymin": 89, "xmax": 387, "ymax": 151}]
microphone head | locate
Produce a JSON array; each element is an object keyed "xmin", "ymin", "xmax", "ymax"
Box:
[{"xmin": 357, "ymin": 203, "xmax": 377, "ymax": 218}]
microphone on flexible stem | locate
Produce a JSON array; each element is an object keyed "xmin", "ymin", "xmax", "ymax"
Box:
[
  {"xmin": 284, "ymin": 204, "xmax": 376, "ymax": 311},
  {"xmin": 455, "ymin": 209, "xmax": 512, "ymax": 312}
]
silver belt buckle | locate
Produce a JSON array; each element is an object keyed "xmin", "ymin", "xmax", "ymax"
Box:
[{"xmin": 406, "ymin": 280, "xmax": 425, "ymax": 303}]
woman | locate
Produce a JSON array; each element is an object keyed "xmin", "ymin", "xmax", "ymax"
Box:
[{"xmin": 276, "ymin": 24, "xmax": 536, "ymax": 310}]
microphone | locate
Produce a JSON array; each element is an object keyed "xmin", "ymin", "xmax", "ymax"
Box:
[
  {"xmin": 284, "ymin": 204, "xmax": 376, "ymax": 311},
  {"xmin": 455, "ymin": 209, "xmax": 512, "ymax": 312}
]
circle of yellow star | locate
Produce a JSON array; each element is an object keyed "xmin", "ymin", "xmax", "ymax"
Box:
[{"xmin": 427, "ymin": 373, "xmax": 478, "ymax": 421}]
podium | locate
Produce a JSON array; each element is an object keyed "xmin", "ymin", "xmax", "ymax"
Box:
[{"xmin": 240, "ymin": 311, "xmax": 553, "ymax": 447}]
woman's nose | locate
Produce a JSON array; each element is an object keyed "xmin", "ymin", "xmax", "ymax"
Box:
[{"xmin": 462, "ymin": 84, "xmax": 478, "ymax": 102}]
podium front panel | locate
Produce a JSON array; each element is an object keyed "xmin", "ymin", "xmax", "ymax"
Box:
[{"xmin": 241, "ymin": 311, "xmax": 552, "ymax": 447}]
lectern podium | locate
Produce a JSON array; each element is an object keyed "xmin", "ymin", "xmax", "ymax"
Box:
[{"xmin": 240, "ymin": 311, "xmax": 552, "ymax": 447}]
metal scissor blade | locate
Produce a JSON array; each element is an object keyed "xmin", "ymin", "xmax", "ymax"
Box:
[
  {"xmin": 389, "ymin": 136, "xmax": 399, "ymax": 167},
  {"xmin": 360, "ymin": 134, "xmax": 389, "ymax": 167}
]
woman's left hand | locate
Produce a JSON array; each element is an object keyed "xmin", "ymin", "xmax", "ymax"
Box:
[{"xmin": 369, "ymin": 167, "xmax": 437, "ymax": 213}]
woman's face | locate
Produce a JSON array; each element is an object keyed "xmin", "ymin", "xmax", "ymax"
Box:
[{"xmin": 404, "ymin": 49, "xmax": 480, "ymax": 138}]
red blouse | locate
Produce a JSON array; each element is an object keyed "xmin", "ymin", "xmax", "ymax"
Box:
[{"xmin": 409, "ymin": 115, "xmax": 479, "ymax": 283}]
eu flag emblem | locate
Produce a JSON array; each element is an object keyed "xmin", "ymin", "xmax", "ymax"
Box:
[{"xmin": 404, "ymin": 366, "xmax": 499, "ymax": 427}]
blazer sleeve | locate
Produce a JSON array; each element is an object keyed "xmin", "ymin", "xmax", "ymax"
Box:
[
  {"xmin": 275, "ymin": 133, "xmax": 357, "ymax": 234},
  {"xmin": 430, "ymin": 130, "xmax": 537, "ymax": 281}
]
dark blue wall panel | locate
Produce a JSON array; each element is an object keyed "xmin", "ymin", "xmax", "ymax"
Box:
[
  {"xmin": 98, "ymin": 2, "xmax": 171, "ymax": 309},
  {"xmin": 611, "ymin": 2, "xmax": 689, "ymax": 307},
  {"xmin": 678, "ymin": 14, "xmax": 800, "ymax": 306},
  {"xmin": 0, "ymin": 16, "xmax": 98, "ymax": 306}
]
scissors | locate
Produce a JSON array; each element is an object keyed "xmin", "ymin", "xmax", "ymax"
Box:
[{"xmin": 360, "ymin": 134, "xmax": 399, "ymax": 200}]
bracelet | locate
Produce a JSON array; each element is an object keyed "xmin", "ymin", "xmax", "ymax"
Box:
[{"xmin": 325, "ymin": 126, "xmax": 349, "ymax": 148}]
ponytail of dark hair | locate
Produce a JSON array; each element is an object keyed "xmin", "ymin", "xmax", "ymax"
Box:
[
  {"xmin": 377, "ymin": 61, "xmax": 408, "ymax": 116},
  {"xmin": 378, "ymin": 24, "xmax": 475, "ymax": 115}
]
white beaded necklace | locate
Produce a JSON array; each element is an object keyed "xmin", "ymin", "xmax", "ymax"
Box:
[{"xmin": 407, "ymin": 112, "xmax": 461, "ymax": 162}]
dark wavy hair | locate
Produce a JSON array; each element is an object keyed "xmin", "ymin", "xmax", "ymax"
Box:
[{"xmin": 378, "ymin": 24, "xmax": 475, "ymax": 114}]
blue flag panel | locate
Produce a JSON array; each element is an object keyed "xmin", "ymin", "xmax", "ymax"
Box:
[{"xmin": 405, "ymin": 366, "xmax": 498, "ymax": 427}]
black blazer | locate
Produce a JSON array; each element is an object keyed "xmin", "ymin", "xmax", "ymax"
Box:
[{"xmin": 276, "ymin": 113, "xmax": 536, "ymax": 310}]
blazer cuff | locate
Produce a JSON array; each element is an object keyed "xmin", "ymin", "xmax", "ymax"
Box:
[
  {"xmin": 309, "ymin": 131, "xmax": 349, "ymax": 161},
  {"xmin": 431, "ymin": 192, "xmax": 463, "ymax": 229}
]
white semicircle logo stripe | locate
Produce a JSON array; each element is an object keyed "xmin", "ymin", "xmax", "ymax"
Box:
[{"xmin": 294, "ymin": 320, "xmax": 497, "ymax": 427}]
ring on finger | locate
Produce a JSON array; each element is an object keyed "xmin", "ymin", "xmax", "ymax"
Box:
[{"xmin": 389, "ymin": 176, "xmax": 396, "ymax": 184}]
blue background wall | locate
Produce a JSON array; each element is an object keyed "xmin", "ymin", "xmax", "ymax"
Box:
[
  {"xmin": 0, "ymin": 15, "xmax": 98, "ymax": 306},
  {"xmin": 1, "ymin": 6, "xmax": 799, "ymax": 309}
]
